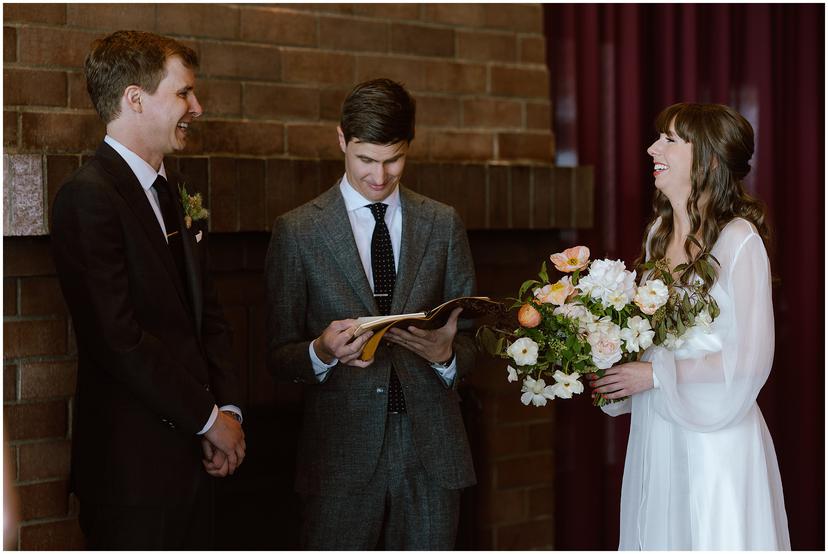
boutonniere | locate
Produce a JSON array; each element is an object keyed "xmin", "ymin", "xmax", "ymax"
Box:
[{"xmin": 178, "ymin": 183, "xmax": 209, "ymax": 229}]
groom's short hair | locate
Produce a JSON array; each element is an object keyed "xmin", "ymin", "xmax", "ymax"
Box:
[
  {"xmin": 340, "ymin": 78, "xmax": 416, "ymax": 145},
  {"xmin": 85, "ymin": 30, "xmax": 199, "ymax": 124}
]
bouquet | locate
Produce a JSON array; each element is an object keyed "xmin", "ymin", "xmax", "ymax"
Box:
[{"xmin": 478, "ymin": 245, "xmax": 720, "ymax": 407}]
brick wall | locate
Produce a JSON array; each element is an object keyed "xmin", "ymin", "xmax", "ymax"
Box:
[{"xmin": 3, "ymin": 3, "xmax": 592, "ymax": 549}]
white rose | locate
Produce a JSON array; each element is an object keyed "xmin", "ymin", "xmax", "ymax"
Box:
[
  {"xmin": 553, "ymin": 303, "xmax": 596, "ymax": 331},
  {"xmin": 577, "ymin": 259, "xmax": 636, "ymax": 309},
  {"xmin": 634, "ymin": 279, "xmax": 669, "ymax": 315},
  {"xmin": 507, "ymin": 337, "xmax": 539, "ymax": 366},
  {"xmin": 587, "ymin": 320, "xmax": 623, "ymax": 369},
  {"xmin": 620, "ymin": 315, "xmax": 655, "ymax": 353}
]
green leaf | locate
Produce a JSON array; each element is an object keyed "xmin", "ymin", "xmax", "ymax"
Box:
[
  {"xmin": 539, "ymin": 261, "xmax": 549, "ymax": 284},
  {"xmin": 518, "ymin": 279, "xmax": 540, "ymax": 300}
]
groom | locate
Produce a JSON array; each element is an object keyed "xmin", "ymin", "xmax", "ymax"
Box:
[
  {"xmin": 265, "ymin": 78, "xmax": 478, "ymax": 549},
  {"xmin": 51, "ymin": 31, "xmax": 244, "ymax": 549}
]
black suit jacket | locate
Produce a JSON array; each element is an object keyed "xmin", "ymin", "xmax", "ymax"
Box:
[{"xmin": 51, "ymin": 142, "xmax": 241, "ymax": 506}]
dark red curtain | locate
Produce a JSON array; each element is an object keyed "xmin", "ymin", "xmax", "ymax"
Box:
[{"xmin": 544, "ymin": 4, "xmax": 824, "ymax": 549}]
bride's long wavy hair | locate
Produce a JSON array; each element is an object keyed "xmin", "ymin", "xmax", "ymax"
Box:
[{"xmin": 637, "ymin": 103, "xmax": 771, "ymax": 289}]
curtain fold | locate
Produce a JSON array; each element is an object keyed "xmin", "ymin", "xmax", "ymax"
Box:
[{"xmin": 545, "ymin": 4, "xmax": 824, "ymax": 549}]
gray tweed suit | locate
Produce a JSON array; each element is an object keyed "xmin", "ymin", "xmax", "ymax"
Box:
[{"xmin": 265, "ymin": 181, "xmax": 477, "ymax": 547}]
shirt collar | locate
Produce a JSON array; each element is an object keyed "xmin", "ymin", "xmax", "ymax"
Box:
[
  {"xmin": 104, "ymin": 135, "xmax": 167, "ymax": 192},
  {"xmin": 338, "ymin": 174, "xmax": 400, "ymax": 214}
]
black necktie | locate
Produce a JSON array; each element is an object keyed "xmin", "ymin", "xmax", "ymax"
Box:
[
  {"xmin": 152, "ymin": 175, "xmax": 187, "ymax": 290},
  {"xmin": 368, "ymin": 203, "xmax": 406, "ymax": 413}
]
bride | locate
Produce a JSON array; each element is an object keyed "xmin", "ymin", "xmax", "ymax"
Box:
[{"xmin": 589, "ymin": 103, "xmax": 790, "ymax": 550}]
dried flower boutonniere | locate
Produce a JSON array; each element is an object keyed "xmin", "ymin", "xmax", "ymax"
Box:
[{"xmin": 178, "ymin": 183, "xmax": 209, "ymax": 229}]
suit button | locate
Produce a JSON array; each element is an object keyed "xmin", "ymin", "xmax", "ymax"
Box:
[
  {"xmin": 376, "ymin": 387, "xmax": 385, "ymax": 394},
  {"xmin": 204, "ymin": 383, "xmax": 210, "ymax": 391}
]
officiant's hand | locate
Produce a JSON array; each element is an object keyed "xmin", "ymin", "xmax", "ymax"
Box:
[
  {"xmin": 385, "ymin": 307, "xmax": 463, "ymax": 364},
  {"xmin": 314, "ymin": 319, "xmax": 375, "ymax": 367}
]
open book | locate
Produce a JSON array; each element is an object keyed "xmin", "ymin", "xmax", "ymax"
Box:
[{"xmin": 353, "ymin": 296, "xmax": 504, "ymax": 361}]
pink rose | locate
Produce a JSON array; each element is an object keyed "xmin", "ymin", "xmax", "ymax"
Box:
[{"xmin": 550, "ymin": 246, "xmax": 590, "ymax": 273}]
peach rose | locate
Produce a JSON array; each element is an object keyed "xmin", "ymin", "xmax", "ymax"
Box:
[
  {"xmin": 534, "ymin": 277, "xmax": 575, "ymax": 306},
  {"xmin": 517, "ymin": 303, "xmax": 542, "ymax": 328},
  {"xmin": 550, "ymin": 246, "xmax": 590, "ymax": 273}
]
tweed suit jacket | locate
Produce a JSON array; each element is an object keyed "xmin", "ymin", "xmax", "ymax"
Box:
[
  {"xmin": 266, "ymin": 182, "xmax": 477, "ymax": 496},
  {"xmin": 51, "ymin": 142, "xmax": 241, "ymax": 506}
]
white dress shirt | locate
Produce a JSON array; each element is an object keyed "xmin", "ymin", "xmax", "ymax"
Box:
[
  {"xmin": 104, "ymin": 135, "xmax": 242, "ymax": 434},
  {"xmin": 308, "ymin": 175, "xmax": 457, "ymax": 386}
]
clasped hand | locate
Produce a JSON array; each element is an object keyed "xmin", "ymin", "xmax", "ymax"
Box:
[
  {"xmin": 587, "ymin": 361, "xmax": 654, "ymax": 400},
  {"xmin": 383, "ymin": 307, "xmax": 462, "ymax": 364},
  {"xmin": 201, "ymin": 410, "xmax": 246, "ymax": 478}
]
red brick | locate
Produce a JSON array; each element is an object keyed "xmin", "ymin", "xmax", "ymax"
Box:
[
  {"xmin": 199, "ymin": 120, "xmax": 284, "ymax": 156},
  {"xmin": 198, "ymin": 79, "xmax": 241, "ymax": 117},
  {"xmin": 498, "ymin": 132, "xmax": 554, "ymax": 162},
  {"xmin": 483, "ymin": 423, "xmax": 529, "ymax": 458},
  {"xmin": 4, "ymin": 27, "xmax": 17, "ymax": 63},
  {"xmin": 495, "ymin": 391, "xmax": 555, "ymax": 424},
  {"xmin": 4, "ymin": 4, "xmax": 66, "ymax": 24},
  {"xmin": 404, "ymin": 128, "xmax": 429, "ymax": 160},
  {"xmin": 19, "ymin": 517, "xmax": 85, "ymax": 550},
  {"xmin": 391, "ymin": 23, "xmax": 454, "ymax": 58},
  {"xmin": 527, "ymin": 421, "xmax": 555, "ymax": 452},
  {"xmin": 199, "ymin": 42, "xmax": 280, "ymax": 80},
  {"xmin": 422, "ymin": 4, "xmax": 486, "ymax": 27},
  {"xmin": 497, "ymin": 453, "xmax": 554, "ymax": 488},
  {"xmin": 265, "ymin": 159, "xmax": 323, "ymax": 221},
  {"xmin": 208, "ymin": 158, "xmax": 239, "ymax": 232},
  {"xmin": 353, "ymin": 4, "xmax": 421, "ymax": 19},
  {"xmin": 319, "ymin": 15, "xmax": 388, "ymax": 53},
  {"xmin": 18, "ymin": 27, "xmax": 100, "ymax": 68},
  {"xmin": 510, "ymin": 165, "xmax": 532, "ymax": 227},
  {"xmin": 46, "ymin": 156, "xmax": 81, "ymax": 216},
  {"xmin": 288, "ymin": 4, "xmax": 353, "ymax": 15},
  {"xmin": 463, "ymin": 98, "xmax": 522, "ymax": 129},
  {"xmin": 21, "ymin": 113, "xmax": 103, "ymax": 154},
  {"xmin": 520, "ymin": 35, "xmax": 547, "ymax": 64},
  {"xmin": 528, "ymin": 485, "xmax": 555, "ymax": 517},
  {"xmin": 482, "ymin": 4, "xmax": 543, "ymax": 34},
  {"xmin": 355, "ymin": 55, "xmax": 425, "ymax": 91},
  {"xmin": 319, "ymin": 87, "xmax": 349, "ymax": 121},
  {"xmin": 244, "ymin": 83, "xmax": 319, "ymax": 120},
  {"xmin": 19, "ymin": 361, "xmax": 77, "ymax": 400},
  {"xmin": 5, "ymin": 402, "xmax": 68, "ymax": 441},
  {"xmin": 240, "ymin": 6, "xmax": 316, "ymax": 46},
  {"xmin": 286, "ymin": 123, "xmax": 342, "ymax": 158},
  {"xmin": 5, "ymin": 278, "xmax": 18, "ymax": 317},
  {"xmin": 16, "ymin": 480, "xmax": 70, "ymax": 520},
  {"xmin": 417, "ymin": 95, "xmax": 461, "ymax": 127},
  {"xmin": 496, "ymin": 517, "xmax": 554, "ymax": 549},
  {"xmin": 66, "ymin": 4, "xmax": 155, "ymax": 31},
  {"xmin": 5, "ymin": 364, "xmax": 18, "ymax": 402},
  {"xmin": 158, "ymin": 4, "xmax": 239, "ymax": 40},
  {"xmin": 3, "ymin": 237, "xmax": 56, "ymax": 277},
  {"xmin": 236, "ymin": 159, "xmax": 267, "ymax": 231},
  {"xmin": 421, "ymin": 60, "xmax": 486, "ymax": 94},
  {"xmin": 428, "ymin": 131, "xmax": 492, "ymax": 161},
  {"xmin": 4, "ymin": 110, "xmax": 18, "ymax": 148},
  {"xmin": 490, "ymin": 65, "xmax": 550, "ymax": 98},
  {"xmin": 4, "ymin": 319, "xmax": 67, "ymax": 359},
  {"xmin": 19, "ymin": 277, "xmax": 66, "ymax": 316},
  {"xmin": 66, "ymin": 72, "xmax": 94, "ymax": 110},
  {"xmin": 282, "ymin": 49, "xmax": 356, "ymax": 86},
  {"xmin": 457, "ymin": 30, "xmax": 517, "ymax": 63},
  {"xmin": 526, "ymin": 101, "xmax": 552, "ymax": 131},
  {"xmin": 17, "ymin": 440, "xmax": 72, "ymax": 481},
  {"xmin": 490, "ymin": 488, "xmax": 527, "ymax": 524}
]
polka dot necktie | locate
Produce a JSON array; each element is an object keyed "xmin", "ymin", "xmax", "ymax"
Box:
[
  {"xmin": 152, "ymin": 175, "xmax": 187, "ymax": 291},
  {"xmin": 368, "ymin": 203, "xmax": 406, "ymax": 413}
]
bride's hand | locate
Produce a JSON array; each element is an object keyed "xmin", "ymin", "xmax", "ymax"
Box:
[{"xmin": 588, "ymin": 361, "xmax": 654, "ymax": 400}]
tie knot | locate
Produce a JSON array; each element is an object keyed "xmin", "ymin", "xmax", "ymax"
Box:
[
  {"xmin": 152, "ymin": 174, "xmax": 170, "ymax": 194},
  {"xmin": 368, "ymin": 202, "xmax": 388, "ymax": 222}
]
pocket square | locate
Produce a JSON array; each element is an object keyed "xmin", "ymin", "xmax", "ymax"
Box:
[{"xmin": 195, "ymin": 230, "xmax": 203, "ymax": 243}]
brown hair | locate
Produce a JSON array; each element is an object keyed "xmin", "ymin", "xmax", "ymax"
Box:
[
  {"xmin": 340, "ymin": 78, "xmax": 416, "ymax": 145},
  {"xmin": 84, "ymin": 30, "xmax": 199, "ymax": 123},
  {"xmin": 638, "ymin": 103, "xmax": 771, "ymax": 289}
]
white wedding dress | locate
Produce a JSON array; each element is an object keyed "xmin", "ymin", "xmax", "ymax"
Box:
[{"xmin": 602, "ymin": 218, "xmax": 790, "ymax": 550}]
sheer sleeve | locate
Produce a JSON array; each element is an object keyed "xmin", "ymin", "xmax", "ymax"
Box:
[{"xmin": 649, "ymin": 222, "xmax": 774, "ymax": 432}]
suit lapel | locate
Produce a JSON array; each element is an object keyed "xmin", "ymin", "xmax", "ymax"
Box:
[
  {"xmin": 96, "ymin": 142, "xmax": 192, "ymax": 315},
  {"xmin": 393, "ymin": 186, "xmax": 434, "ymax": 315},
  {"xmin": 312, "ymin": 183, "xmax": 377, "ymax": 315}
]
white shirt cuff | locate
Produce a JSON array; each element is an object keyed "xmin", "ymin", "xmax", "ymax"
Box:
[
  {"xmin": 309, "ymin": 340, "xmax": 338, "ymax": 383},
  {"xmin": 431, "ymin": 355, "xmax": 457, "ymax": 387},
  {"xmin": 220, "ymin": 404, "xmax": 243, "ymax": 423},
  {"xmin": 197, "ymin": 404, "xmax": 219, "ymax": 435}
]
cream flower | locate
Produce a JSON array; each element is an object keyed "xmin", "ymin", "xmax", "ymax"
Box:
[
  {"xmin": 534, "ymin": 277, "xmax": 574, "ymax": 306},
  {"xmin": 554, "ymin": 303, "xmax": 596, "ymax": 331},
  {"xmin": 507, "ymin": 337, "xmax": 539, "ymax": 366},
  {"xmin": 550, "ymin": 246, "xmax": 591, "ymax": 273},
  {"xmin": 550, "ymin": 370, "xmax": 584, "ymax": 399},
  {"xmin": 586, "ymin": 319, "xmax": 623, "ymax": 369},
  {"xmin": 577, "ymin": 259, "xmax": 636, "ymax": 308},
  {"xmin": 520, "ymin": 376, "xmax": 556, "ymax": 407},
  {"xmin": 634, "ymin": 279, "xmax": 669, "ymax": 315},
  {"xmin": 694, "ymin": 309, "xmax": 714, "ymax": 333},
  {"xmin": 506, "ymin": 365, "xmax": 518, "ymax": 383},
  {"xmin": 620, "ymin": 315, "xmax": 655, "ymax": 353},
  {"xmin": 663, "ymin": 332, "xmax": 685, "ymax": 350}
]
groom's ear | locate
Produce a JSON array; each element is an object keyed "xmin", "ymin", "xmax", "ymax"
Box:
[{"xmin": 123, "ymin": 85, "xmax": 143, "ymax": 115}]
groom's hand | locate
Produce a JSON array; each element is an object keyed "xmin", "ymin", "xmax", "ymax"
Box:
[
  {"xmin": 313, "ymin": 319, "xmax": 374, "ymax": 367},
  {"xmin": 204, "ymin": 410, "xmax": 245, "ymax": 474},
  {"xmin": 200, "ymin": 438, "xmax": 230, "ymax": 477},
  {"xmin": 385, "ymin": 307, "xmax": 462, "ymax": 364}
]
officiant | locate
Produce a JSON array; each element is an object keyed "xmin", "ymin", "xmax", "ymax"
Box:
[{"xmin": 264, "ymin": 78, "xmax": 478, "ymax": 549}]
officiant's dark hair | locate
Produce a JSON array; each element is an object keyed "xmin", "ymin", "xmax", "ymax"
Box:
[
  {"xmin": 340, "ymin": 78, "xmax": 416, "ymax": 145},
  {"xmin": 85, "ymin": 30, "xmax": 199, "ymax": 123}
]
